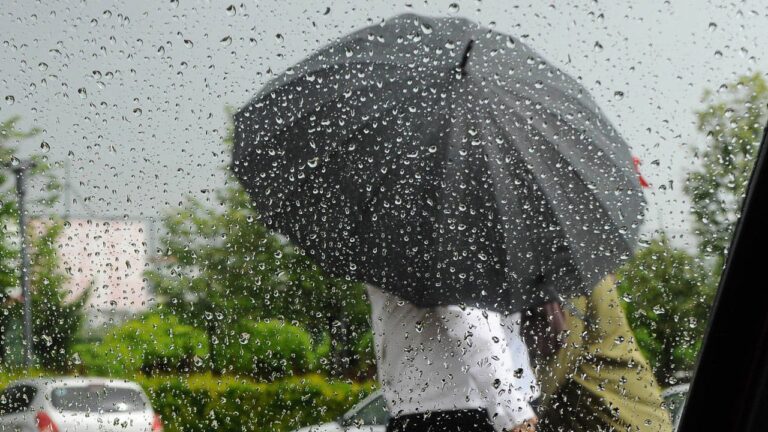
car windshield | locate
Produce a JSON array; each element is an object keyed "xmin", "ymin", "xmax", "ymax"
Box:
[
  {"xmin": 51, "ymin": 386, "xmax": 147, "ymax": 413},
  {"xmin": 343, "ymin": 394, "xmax": 390, "ymax": 427},
  {"xmin": 0, "ymin": 2, "xmax": 766, "ymax": 432}
]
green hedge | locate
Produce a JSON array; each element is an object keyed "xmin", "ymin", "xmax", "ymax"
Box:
[
  {"xmin": 73, "ymin": 312, "xmax": 207, "ymax": 376},
  {"xmin": 216, "ymin": 320, "xmax": 314, "ymax": 379},
  {"xmin": 72, "ymin": 314, "xmax": 323, "ymax": 380},
  {"xmin": 138, "ymin": 374, "xmax": 375, "ymax": 432}
]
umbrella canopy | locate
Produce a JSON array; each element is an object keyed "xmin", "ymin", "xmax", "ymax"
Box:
[{"xmin": 231, "ymin": 13, "xmax": 646, "ymax": 313}]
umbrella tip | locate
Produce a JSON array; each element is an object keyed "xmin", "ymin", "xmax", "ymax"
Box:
[{"xmin": 460, "ymin": 39, "xmax": 474, "ymax": 76}]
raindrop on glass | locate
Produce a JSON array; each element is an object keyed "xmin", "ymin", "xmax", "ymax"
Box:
[{"xmin": 594, "ymin": 41, "xmax": 604, "ymax": 52}]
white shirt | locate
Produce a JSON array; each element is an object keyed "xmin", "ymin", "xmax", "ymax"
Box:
[{"xmin": 367, "ymin": 286, "xmax": 539, "ymax": 432}]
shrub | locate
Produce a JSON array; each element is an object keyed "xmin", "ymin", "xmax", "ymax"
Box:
[
  {"xmin": 75, "ymin": 312, "xmax": 208, "ymax": 376},
  {"xmin": 138, "ymin": 374, "xmax": 376, "ymax": 432},
  {"xmin": 216, "ymin": 320, "xmax": 314, "ymax": 380}
]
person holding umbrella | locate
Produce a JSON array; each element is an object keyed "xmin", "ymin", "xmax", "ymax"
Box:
[{"xmin": 232, "ymin": 13, "xmax": 651, "ymax": 432}]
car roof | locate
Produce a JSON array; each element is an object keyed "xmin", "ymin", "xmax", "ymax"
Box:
[{"xmin": 5, "ymin": 377, "xmax": 144, "ymax": 391}]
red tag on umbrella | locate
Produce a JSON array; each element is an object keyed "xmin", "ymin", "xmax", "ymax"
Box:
[{"xmin": 633, "ymin": 156, "xmax": 650, "ymax": 188}]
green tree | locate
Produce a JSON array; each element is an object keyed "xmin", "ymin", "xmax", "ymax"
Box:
[
  {"xmin": 685, "ymin": 73, "xmax": 768, "ymax": 273},
  {"xmin": 616, "ymin": 236, "xmax": 715, "ymax": 385},
  {"xmin": 74, "ymin": 311, "xmax": 207, "ymax": 376},
  {"xmin": 146, "ymin": 120, "xmax": 371, "ymax": 379},
  {"xmin": 0, "ymin": 116, "xmax": 84, "ymax": 370},
  {"xmin": 29, "ymin": 222, "xmax": 88, "ymax": 371}
]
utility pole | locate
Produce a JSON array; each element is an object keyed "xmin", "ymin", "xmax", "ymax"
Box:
[{"xmin": 10, "ymin": 160, "xmax": 35, "ymax": 368}]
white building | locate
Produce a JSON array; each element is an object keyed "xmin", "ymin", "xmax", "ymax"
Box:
[{"xmin": 30, "ymin": 218, "xmax": 152, "ymax": 329}]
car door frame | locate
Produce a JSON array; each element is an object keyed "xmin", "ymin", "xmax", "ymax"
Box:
[{"xmin": 678, "ymin": 121, "xmax": 768, "ymax": 431}]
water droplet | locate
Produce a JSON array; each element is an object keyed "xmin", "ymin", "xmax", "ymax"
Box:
[
  {"xmin": 184, "ymin": 39, "xmax": 193, "ymax": 48},
  {"xmin": 492, "ymin": 378, "xmax": 501, "ymax": 389},
  {"xmin": 420, "ymin": 23, "xmax": 433, "ymax": 34},
  {"xmin": 38, "ymin": 62, "xmax": 48, "ymax": 71},
  {"xmin": 345, "ymin": 47, "xmax": 353, "ymax": 57},
  {"xmin": 40, "ymin": 141, "xmax": 50, "ymax": 153},
  {"xmin": 220, "ymin": 36, "xmax": 232, "ymax": 46},
  {"xmin": 323, "ymin": 7, "xmax": 331, "ymax": 15},
  {"xmin": 226, "ymin": 4, "xmax": 236, "ymax": 16},
  {"xmin": 513, "ymin": 368, "xmax": 524, "ymax": 378},
  {"xmin": 275, "ymin": 33, "xmax": 284, "ymax": 43},
  {"xmin": 133, "ymin": 107, "xmax": 142, "ymax": 116},
  {"xmin": 593, "ymin": 41, "xmax": 604, "ymax": 52},
  {"xmin": 5, "ymin": 95, "xmax": 14, "ymax": 105},
  {"xmin": 613, "ymin": 91, "xmax": 625, "ymax": 100},
  {"xmin": 708, "ymin": 22, "xmax": 717, "ymax": 31},
  {"xmin": 239, "ymin": 333, "xmax": 251, "ymax": 344},
  {"xmin": 448, "ymin": 3, "xmax": 460, "ymax": 13},
  {"xmin": 10, "ymin": 157, "xmax": 20, "ymax": 167},
  {"xmin": 78, "ymin": 87, "xmax": 87, "ymax": 98},
  {"xmin": 506, "ymin": 37, "xmax": 515, "ymax": 48}
]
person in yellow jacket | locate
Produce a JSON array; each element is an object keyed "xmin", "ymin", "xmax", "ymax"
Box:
[{"xmin": 531, "ymin": 276, "xmax": 673, "ymax": 432}]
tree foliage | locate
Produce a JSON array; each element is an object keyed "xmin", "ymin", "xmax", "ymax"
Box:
[
  {"xmin": 0, "ymin": 116, "xmax": 83, "ymax": 369},
  {"xmin": 29, "ymin": 222, "xmax": 88, "ymax": 371},
  {"xmin": 686, "ymin": 73, "xmax": 768, "ymax": 271},
  {"xmin": 617, "ymin": 236, "xmax": 715, "ymax": 384},
  {"xmin": 146, "ymin": 124, "xmax": 371, "ymax": 378}
]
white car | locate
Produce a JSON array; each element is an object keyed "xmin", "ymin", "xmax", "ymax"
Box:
[
  {"xmin": 0, "ymin": 377, "xmax": 163, "ymax": 432},
  {"xmin": 294, "ymin": 390, "xmax": 389, "ymax": 432}
]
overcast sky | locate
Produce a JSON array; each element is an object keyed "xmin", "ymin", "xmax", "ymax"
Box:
[{"xmin": 2, "ymin": 0, "xmax": 767, "ymax": 251}]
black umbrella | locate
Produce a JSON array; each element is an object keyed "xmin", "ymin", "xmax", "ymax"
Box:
[{"xmin": 231, "ymin": 14, "xmax": 646, "ymax": 312}]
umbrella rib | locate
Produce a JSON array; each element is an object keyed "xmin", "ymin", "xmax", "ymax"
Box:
[{"xmin": 481, "ymin": 83, "xmax": 636, "ymax": 254}]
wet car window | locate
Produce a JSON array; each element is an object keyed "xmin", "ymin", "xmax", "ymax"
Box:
[
  {"xmin": 343, "ymin": 393, "xmax": 390, "ymax": 427},
  {"xmin": 0, "ymin": 385, "xmax": 37, "ymax": 415},
  {"xmin": 51, "ymin": 386, "xmax": 147, "ymax": 413},
  {"xmin": 0, "ymin": 2, "xmax": 766, "ymax": 432}
]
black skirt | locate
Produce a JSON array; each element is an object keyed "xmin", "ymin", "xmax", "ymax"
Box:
[{"xmin": 386, "ymin": 409, "xmax": 495, "ymax": 432}]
